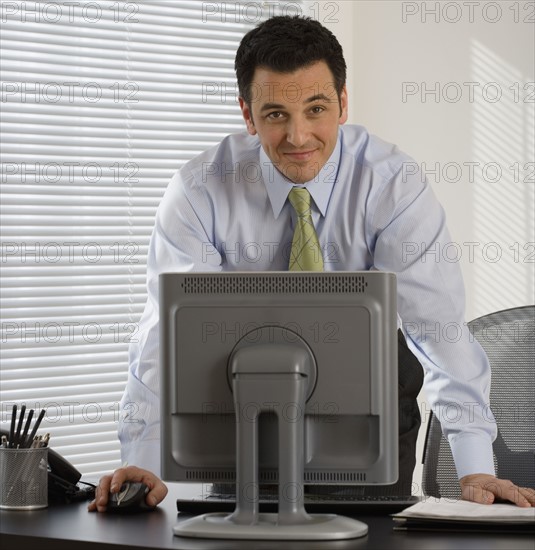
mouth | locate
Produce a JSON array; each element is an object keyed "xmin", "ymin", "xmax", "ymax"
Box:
[{"xmin": 283, "ymin": 149, "xmax": 317, "ymax": 162}]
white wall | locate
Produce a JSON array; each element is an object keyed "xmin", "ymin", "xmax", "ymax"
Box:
[
  {"xmin": 318, "ymin": 0, "xmax": 534, "ymax": 319},
  {"xmin": 313, "ymin": 0, "xmax": 535, "ymax": 494}
]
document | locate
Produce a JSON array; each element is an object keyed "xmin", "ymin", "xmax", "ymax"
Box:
[{"xmin": 392, "ymin": 498, "xmax": 535, "ymax": 532}]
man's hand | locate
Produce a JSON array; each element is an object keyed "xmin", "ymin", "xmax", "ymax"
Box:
[
  {"xmin": 460, "ymin": 474, "xmax": 535, "ymax": 507},
  {"xmin": 88, "ymin": 465, "xmax": 168, "ymax": 513}
]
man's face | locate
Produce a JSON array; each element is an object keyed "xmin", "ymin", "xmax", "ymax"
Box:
[{"xmin": 239, "ymin": 61, "xmax": 348, "ymax": 184}]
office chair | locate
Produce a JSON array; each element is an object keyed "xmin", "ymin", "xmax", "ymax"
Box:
[{"xmin": 422, "ymin": 305, "xmax": 535, "ymax": 499}]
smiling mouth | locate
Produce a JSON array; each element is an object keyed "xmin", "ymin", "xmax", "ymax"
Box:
[{"xmin": 284, "ymin": 150, "xmax": 317, "ymax": 161}]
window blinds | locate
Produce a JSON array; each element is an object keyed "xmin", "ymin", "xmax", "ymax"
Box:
[{"xmin": 0, "ymin": 0, "xmax": 303, "ymax": 477}]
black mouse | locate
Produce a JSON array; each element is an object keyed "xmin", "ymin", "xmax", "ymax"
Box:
[{"xmin": 106, "ymin": 482, "xmax": 155, "ymax": 513}]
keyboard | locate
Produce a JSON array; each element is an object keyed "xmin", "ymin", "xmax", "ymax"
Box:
[{"xmin": 176, "ymin": 490, "xmax": 420, "ymax": 515}]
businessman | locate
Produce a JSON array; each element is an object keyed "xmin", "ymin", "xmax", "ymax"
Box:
[{"xmin": 90, "ymin": 16, "xmax": 534, "ymax": 512}]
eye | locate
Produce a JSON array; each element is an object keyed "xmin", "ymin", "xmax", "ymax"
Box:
[
  {"xmin": 267, "ymin": 111, "xmax": 284, "ymax": 120},
  {"xmin": 310, "ymin": 105, "xmax": 325, "ymax": 114}
]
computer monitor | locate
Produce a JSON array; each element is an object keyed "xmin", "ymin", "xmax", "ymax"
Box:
[{"xmin": 160, "ymin": 271, "xmax": 398, "ymax": 540}]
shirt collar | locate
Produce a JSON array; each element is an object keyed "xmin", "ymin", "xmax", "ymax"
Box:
[{"xmin": 260, "ymin": 130, "xmax": 342, "ymax": 219}]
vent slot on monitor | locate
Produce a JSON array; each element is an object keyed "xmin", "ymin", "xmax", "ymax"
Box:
[
  {"xmin": 185, "ymin": 470, "xmax": 279, "ymax": 483},
  {"xmin": 184, "ymin": 470, "xmax": 368, "ymax": 483},
  {"xmin": 305, "ymin": 472, "xmax": 367, "ymax": 483},
  {"xmin": 186, "ymin": 470, "xmax": 236, "ymax": 482},
  {"xmin": 181, "ymin": 274, "xmax": 368, "ymax": 294}
]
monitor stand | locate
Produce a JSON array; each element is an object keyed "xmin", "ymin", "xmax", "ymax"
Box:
[{"xmin": 173, "ymin": 331, "xmax": 368, "ymax": 540}]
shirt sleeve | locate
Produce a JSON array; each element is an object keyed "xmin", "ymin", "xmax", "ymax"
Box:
[
  {"xmin": 118, "ymin": 169, "xmax": 221, "ymax": 475},
  {"xmin": 367, "ymin": 162, "xmax": 497, "ymax": 479}
]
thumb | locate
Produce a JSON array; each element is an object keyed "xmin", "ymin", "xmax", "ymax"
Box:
[
  {"xmin": 481, "ymin": 489, "xmax": 495, "ymax": 505},
  {"xmin": 461, "ymin": 480, "xmax": 494, "ymax": 504}
]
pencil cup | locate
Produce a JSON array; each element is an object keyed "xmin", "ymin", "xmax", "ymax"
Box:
[{"xmin": 0, "ymin": 447, "xmax": 48, "ymax": 510}]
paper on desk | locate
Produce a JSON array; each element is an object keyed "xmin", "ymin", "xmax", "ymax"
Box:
[{"xmin": 393, "ymin": 498, "xmax": 535, "ymax": 523}]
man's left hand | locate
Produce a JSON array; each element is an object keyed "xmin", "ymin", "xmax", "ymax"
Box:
[{"xmin": 460, "ymin": 474, "xmax": 535, "ymax": 507}]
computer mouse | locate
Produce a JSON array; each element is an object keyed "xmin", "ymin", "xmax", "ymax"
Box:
[{"xmin": 105, "ymin": 482, "xmax": 155, "ymax": 513}]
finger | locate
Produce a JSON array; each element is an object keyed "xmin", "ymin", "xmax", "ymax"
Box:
[
  {"xmin": 504, "ymin": 484, "xmax": 534, "ymax": 508},
  {"xmin": 519, "ymin": 488, "xmax": 535, "ymax": 507},
  {"xmin": 461, "ymin": 482, "xmax": 495, "ymax": 505},
  {"xmin": 481, "ymin": 479, "xmax": 533, "ymax": 508},
  {"xmin": 89, "ymin": 475, "xmax": 113, "ymax": 512},
  {"xmin": 490, "ymin": 480, "xmax": 524, "ymax": 507},
  {"xmin": 109, "ymin": 466, "xmax": 134, "ymax": 494},
  {"xmin": 480, "ymin": 488, "xmax": 495, "ymax": 505},
  {"xmin": 145, "ymin": 480, "xmax": 168, "ymax": 507}
]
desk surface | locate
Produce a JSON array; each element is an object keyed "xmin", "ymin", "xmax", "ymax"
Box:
[{"xmin": 0, "ymin": 483, "xmax": 532, "ymax": 550}]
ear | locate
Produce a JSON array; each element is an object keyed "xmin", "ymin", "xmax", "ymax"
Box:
[
  {"xmin": 338, "ymin": 85, "xmax": 348, "ymax": 125},
  {"xmin": 239, "ymin": 97, "xmax": 257, "ymax": 135}
]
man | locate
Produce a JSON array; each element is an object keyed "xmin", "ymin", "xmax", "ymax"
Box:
[{"xmin": 89, "ymin": 16, "xmax": 534, "ymax": 512}]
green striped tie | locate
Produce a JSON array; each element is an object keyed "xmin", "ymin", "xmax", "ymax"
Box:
[{"xmin": 288, "ymin": 187, "xmax": 324, "ymax": 271}]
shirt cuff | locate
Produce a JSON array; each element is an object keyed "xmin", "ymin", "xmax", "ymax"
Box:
[
  {"xmin": 448, "ymin": 433, "xmax": 495, "ymax": 479},
  {"xmin": 120, "ymin": 438, "xmax": 161, "ymax": 477}
]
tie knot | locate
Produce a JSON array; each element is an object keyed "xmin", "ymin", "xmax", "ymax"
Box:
[{"xmin": 288, "ymin": 187, "xmax": 312, "ymax": 217}]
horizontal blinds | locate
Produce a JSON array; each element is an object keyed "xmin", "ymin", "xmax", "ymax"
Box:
[{"xmin": 0, "ymin": 0, "xmax": 301, "ymax": 477}]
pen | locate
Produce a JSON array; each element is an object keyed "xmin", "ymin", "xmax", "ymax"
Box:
[
  {"xmin": 13, "ymin": 404, "xmax": 26, "ymax": 448},
  {"xmin": 8, "ymin": 404, "xmax": 17, "ymax": 448},
  {"xmin": 25, "ymin": 408, "xmax": 45, "ymax": 449},
  {"xmin": 20, "ymin": 408, "xmax": 34, "ymax": 448}
]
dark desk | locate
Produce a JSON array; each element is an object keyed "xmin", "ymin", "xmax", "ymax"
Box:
[{"xmin": 0, "ymin": 483, "xmax": 532, "ymax": 550}]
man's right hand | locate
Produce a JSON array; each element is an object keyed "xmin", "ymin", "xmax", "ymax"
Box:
[{"xmin": 87, "ymin": 465, "xmax": 168, "ymax": 513}]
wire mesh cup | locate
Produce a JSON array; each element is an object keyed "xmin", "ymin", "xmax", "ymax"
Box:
[{"xmin": 0, "ymin": 447, "xmax": 48, "ymax": 509}]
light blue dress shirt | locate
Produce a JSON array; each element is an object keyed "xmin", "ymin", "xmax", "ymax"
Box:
[{"xmin": 119, "ymin": 124, "xmax": 497, "ymax": 481}]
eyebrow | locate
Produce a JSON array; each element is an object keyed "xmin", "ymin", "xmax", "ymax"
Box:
[{"xmin": 259, "ymin": 93, "xmax": 336, "ymax": 112}]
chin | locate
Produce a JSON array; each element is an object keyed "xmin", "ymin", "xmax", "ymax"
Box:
[{"xmin": 283, "ymin": 165, "xmax": 318, "ymax": 184}]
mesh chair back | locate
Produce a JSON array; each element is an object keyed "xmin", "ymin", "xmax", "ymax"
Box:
[{"xmin": 422, "ymin": 306, "xmax": 535, "ymax": 498}]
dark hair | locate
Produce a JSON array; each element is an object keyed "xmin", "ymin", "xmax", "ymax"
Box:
[{"xmin": 235, "ymin": 16, "xmax": 346, "ymax": 105}]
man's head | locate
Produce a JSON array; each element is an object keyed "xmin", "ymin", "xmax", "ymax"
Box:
[
  {"xmin": 235, "ymin": 16, "xmax": 346, "ymax": 108},
  {"xmin": 235, "ymin": 16, "xmax": 348, "ymax": 184}
]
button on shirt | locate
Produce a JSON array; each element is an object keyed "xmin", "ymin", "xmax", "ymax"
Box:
[{"xmin": 119, "ymin": 124, "xmax": 497, "ymax": 479}]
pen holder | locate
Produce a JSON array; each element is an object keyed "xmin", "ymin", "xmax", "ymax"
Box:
[{"xmin": 0, "ymin": 447, "xmax": 48, "ymax": 510}]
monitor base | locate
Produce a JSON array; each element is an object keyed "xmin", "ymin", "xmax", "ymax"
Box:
[{"xmin": 173, "ymin": 512, "xmax": 368, "ymax": 540}]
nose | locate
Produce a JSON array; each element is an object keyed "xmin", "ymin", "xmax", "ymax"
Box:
[{"xmin": 286, "ymin": 117, "xmax": 309, "ymax": 148}]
